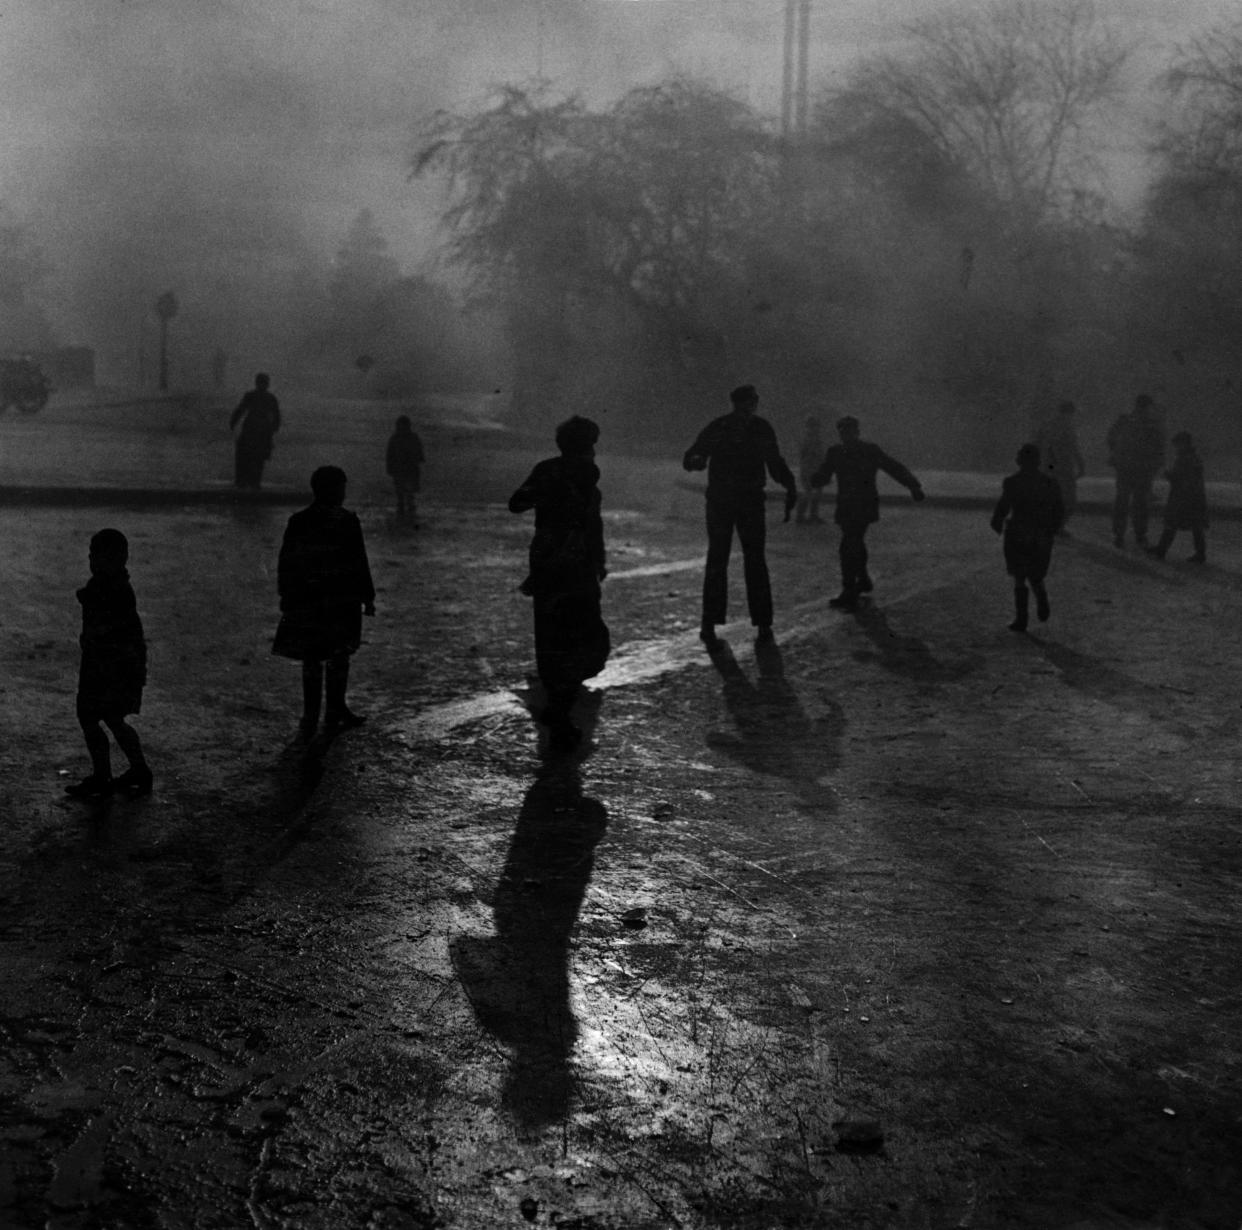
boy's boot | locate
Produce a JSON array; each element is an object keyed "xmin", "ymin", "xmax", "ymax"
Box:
[
  {"xmin": 1009, "ymin": 586, "xmax": 1029, "ymax": 632},
  {"xmin": 1033, "ymin": 582, "xmax": 1050, "ymax": 623},
  {"xmin": 300, "ymin": 662, "xmax": 323, "ymax": 737},
  {"xmin": 324, "ymin": 656, "xmax": 366, "ymax": 730}
]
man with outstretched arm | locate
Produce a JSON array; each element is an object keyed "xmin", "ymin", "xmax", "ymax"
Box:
[{"xmin": 683, "ymin": 385, "xmax": 798, "ymax": 650}]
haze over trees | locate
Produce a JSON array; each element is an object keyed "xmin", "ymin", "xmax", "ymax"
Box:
[
  {"xmin": 309, "ymin": 209, "xmax": 479, "ymax": 397},
  {"xmin": 1134, "ymin": 24, "xmax": 1242, "ymax": 432},
  {"xmin": 413, "ymin": 0, "xmax": 1242, "ymax": 467},
  {"xmin": 4, "ymin": 0, "xmax": 1242, "ymax": 465}
]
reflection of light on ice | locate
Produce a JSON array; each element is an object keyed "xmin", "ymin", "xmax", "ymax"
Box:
[
  {"xmin": 398, "ymin": 571, "xmax": 968, "ymax": 743},
  {"xmin": 394, "ymin": 617, "xmax": 765, "ymax": 742},
  {"xmin": 396, "ymin": 691, "xmax": 527, "ymax": 742}
]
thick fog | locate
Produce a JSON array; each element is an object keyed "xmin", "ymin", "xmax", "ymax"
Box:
[{"xmin": 2, "ymin": 0, "xmax": 1242, "ymax": 459}]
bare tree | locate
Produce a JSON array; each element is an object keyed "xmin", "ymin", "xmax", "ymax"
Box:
[
  {"xmin": 822, "ymin": 0, "xmax": 1128, "ymax": 227},
  {"xmin": 1158, "ymin": 23, "xmax": 1242, "ymax": 182}
]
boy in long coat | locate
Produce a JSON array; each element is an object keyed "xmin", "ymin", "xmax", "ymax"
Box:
[
  {"xmin": 273, "ymin": 466, "xmax": 376, "ymax": 736},
  {"xmin": 509, "ymin": 415, "xmax": 610, "ymax": 753},
  {"xmin": 1147, "ymin": 431, "xmax": 1208, "ymax": 563},
  {"xmin": 991, "ymin": 443, "xmax": 1066, "ymax": 632}
]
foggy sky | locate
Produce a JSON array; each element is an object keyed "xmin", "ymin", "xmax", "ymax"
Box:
[{"xmin": 2, "ymin": 0, "xmax": 1239, "ymax": 380}]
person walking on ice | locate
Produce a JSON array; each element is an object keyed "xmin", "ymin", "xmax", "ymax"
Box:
[
  {"xmin": 682, "ymin": 384, "xmax": 797, "ymax": 649},
  {"xmin": 66, "ymin": 528, "xmax": 152, "ymax": 799},
  {"xmin": 809, "ymin": 415, "xmax": 924, "ymax": 612},
  {"xmin": 229, "ymin": 372, "xmax": 281, "ymax": 490},
  {"xmin": 1146, "ymin": 431, "xmax": 1208, "ymax": 564},
  {"xmin": 272, "ymin": 466, "xmax": 376, "ymax": 738},
  {"xmin": 386, "ymin": 414, "xmax": 426, "ymax": 520},
  {"xmin": 509, "ymin": 415, "xmax": 611, "ymax": 753},
  {"xmin": 990, "ymin": 443, "xmax": 1065, "ymax": 632}
]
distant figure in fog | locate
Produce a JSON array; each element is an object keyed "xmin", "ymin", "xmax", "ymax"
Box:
[
  {"xmin": 810, "ymin": 415, "xmax": 924, "ymax": 612},
  {"xmin": 509, "ymin": 415, "xmax": 611, "ymax": 753},
  {"xmin": 795, "ymin": 416, "xmax": 826, "ymax": 524},
  {"xmin": 385, "ymin": 414, "xmax": 425, "ymax": 520},
  {"xmin": 66, "ymin": 528, "xmax": 152, "ymax": 799},
  {"xmin": 683, "ymin": 385, "xmax": 797, "ymax": 649},
  {"xmin": 991, "ymin": 444, "xmax": 1065, "ymax": 632},
  {"xmin": 272, "ymin": 466, "xmax": 376, "ymax": 737},
  {"xmin": 1034, "ymin": 400, "xmax": 1085, "ymax": 532},
  {"xmin": 1107, "ymin": 393, "xmax": 1165, "ymax": 548},
  {"xmin": 229, "ymin": 372, "xmax": 281, "ymax": 490},
  {"xmin": 1147, "ymin": 431, "xmax": 1208, "ymax": 564}
]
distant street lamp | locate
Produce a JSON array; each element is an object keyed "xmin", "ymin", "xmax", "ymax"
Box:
[{"xmin": 154, "ymin": 291, "xmax": 179, "ymax": 392}]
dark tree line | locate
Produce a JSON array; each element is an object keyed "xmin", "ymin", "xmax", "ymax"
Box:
[{"xmin": 413, "ymin": 0, "xmax": 1242, "ymax": 467}]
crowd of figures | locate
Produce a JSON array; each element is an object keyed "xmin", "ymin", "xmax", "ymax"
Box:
[{"xmin": 63, "ymin": 379, "xmax": 1212, "ymax": 796}]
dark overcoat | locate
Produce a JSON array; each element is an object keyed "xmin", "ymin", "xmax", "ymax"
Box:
[
  {"xmin": 1163, "ymin": 449, "xmax": 1208, "ymax": 530},
  {"xmin": 991, "ymin": 469, "xmax": 1065, "ymax": 581},
  {"xmin": 386, "ymin": 429, "xmax": 425, "ymax": 489},
  {"xmin": 509, "ymin": 456, "xmax": 610, "ymax": 692},
  {"xmin": 77, "ymin": 572, "xmax": 147, "ymax": 717},
  {"xmin": 272, "ymin": 503, "xmax": 375, "ymax": 661}
]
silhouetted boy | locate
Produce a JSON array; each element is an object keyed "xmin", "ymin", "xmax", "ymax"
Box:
[
  {"xmin": 1147, "ymin": 431, "xmax": 1208, "ymax": 563},
  {"xmin": 810, "ymin": 415, "xmax": 924, "ymax": 611},
  {"xmin": 509, "ymin": 416, "xmax": 610, "ymax": 752},
  {"xmin": 272, "ymin": 466, "xmax": 376, "ymax": 737},
  {"xmin": 683, "ymin": 385, "xmax": 797, "ymax": 648},
  {"xmin": 67, "ymin": 528, "xmax": 152, "ymax": 799},
  {"xmin": 991, "ymin": 443, "xmax": 1065, "ymax": 632},
  {"xmin": 230, "ymin": 372, "xmax": 281, "ymax": 490},
  {"xmin": 386, "ymin": 414, "xmax": 425, "ymax": 519}
]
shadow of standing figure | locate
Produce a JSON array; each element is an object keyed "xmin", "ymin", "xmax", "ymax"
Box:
[
  {"xmin": 849, "ymin": 602, "xmax": 973, "ymax": 684},
  {"xmin": 707, "ymin": 637, "xmax": 843, "ymax": 812},
  {"xmin": 450, "ymin": 764, "xmax": 608, "ymax": 1128}
]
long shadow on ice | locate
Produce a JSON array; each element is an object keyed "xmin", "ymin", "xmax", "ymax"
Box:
[
  {"xmin": 706, "ymin": 638, "xmax": 843, "ymax": 814},
  {"xmin": 451, "ymin": 760, "xmax": 608, "ymax": 1129}
]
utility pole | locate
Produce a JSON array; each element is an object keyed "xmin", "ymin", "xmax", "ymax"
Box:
[
  {"xmin": 535, "ymin": 0, "xmax": 545, "ymax": 79},
  {"xmin": 781, "ymin": 0, "xmax": 811, "ymax": 141}
]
